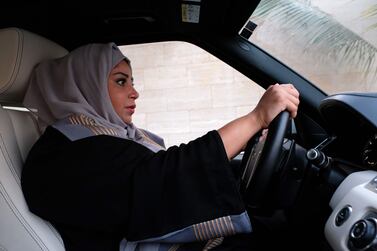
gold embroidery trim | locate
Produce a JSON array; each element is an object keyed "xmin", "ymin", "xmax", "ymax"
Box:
[
  {"xmin": 193, "ymin": 216, "xmax": 236, "ymax": 241},
  {"xmin": 138, "ymin": 129, "xmax": 165, "ymax": 149},
  {"xmin": 68, "ymin": 114, "xmax": 118, "ymax": 136},
  {"xmin": 203, "ymin": 237, "xmax": 224, "ymax": 250},
  {"xmin": 167, "ymin": 244, "xmax": 181, "ymax": 251}
]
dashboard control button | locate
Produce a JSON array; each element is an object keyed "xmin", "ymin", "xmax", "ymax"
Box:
[
  {"xmin": 349, "ymin": 218, "xmax": 377, "ymax": 250},
  {"xmin": 335, "ymin": 206, "xmax": 352, "ymax": 226}
]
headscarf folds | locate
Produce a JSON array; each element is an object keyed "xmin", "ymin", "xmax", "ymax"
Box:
[{"xmin": 23, "ymin": 42, "xmax": 165, "ymax": 152}]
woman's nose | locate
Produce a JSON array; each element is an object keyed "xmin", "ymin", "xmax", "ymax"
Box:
[{"xmin": 129, "ymin": 86, "xmax": 139, "ymax": 99}]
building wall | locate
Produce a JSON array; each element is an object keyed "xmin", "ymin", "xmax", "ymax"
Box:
[{"xmin": 120, "ymin": 42, "xmax": 264, "ymax": 147}]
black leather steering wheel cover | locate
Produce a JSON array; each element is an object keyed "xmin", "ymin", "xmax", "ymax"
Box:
[{"xmin": 242, "ymin": 111, "xmax": 290, "ymax": 209}]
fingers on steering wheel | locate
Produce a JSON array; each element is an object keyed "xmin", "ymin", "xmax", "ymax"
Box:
[
  {"xmin": 286, "ymin": 98, "xmax": 299, "ymax": 118},
  {"xmin": 282, "ymin": 85, "xmax": 300, "ymax": 118}
]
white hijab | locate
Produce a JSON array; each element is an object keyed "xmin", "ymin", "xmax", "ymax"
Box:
[{"xmin": 23, "ymin": 42, "xmax": 164, "ymax": 151}]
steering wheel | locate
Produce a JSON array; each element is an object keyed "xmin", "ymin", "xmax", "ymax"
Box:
[{"xmin": 240, "ymin": 111, "xmax": 291, "ymax": 211}]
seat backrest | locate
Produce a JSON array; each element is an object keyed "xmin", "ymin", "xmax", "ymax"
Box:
[{"xmin": 0, "ymin": 27, "xmax": 68, "ymax": 251}]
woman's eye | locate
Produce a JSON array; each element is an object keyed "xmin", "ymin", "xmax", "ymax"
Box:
[{"xmin": 116, "ymin": 79, "xmax": 126, "ymax": 86}]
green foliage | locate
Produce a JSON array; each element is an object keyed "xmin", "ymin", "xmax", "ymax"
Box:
[
  {"xmin": 361, "ymin": 3, "xmax": 377, "ymax": 31},
  {"xmin": 250, "ymin": 0, "xmax": 377, "ymax": 80}
]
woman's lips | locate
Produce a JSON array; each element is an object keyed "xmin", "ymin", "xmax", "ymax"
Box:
[{"xmin": 125, "ymin": 105, "xmax": 136, "ymax": 114}]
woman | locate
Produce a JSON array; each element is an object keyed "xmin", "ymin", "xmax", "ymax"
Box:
[{"xmin": 21, "ymin": 42, "xmax": 299, "ymax": 251}]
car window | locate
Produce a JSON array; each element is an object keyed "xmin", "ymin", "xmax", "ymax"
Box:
[
  {"xmin": 119, "ymin": 42, "xmax": 264, "ymax": 148},
  {"xmin": 246, "ymin": 0, "xmax": 377, "ymax": 94}
]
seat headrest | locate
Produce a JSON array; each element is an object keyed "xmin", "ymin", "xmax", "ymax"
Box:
[{"xmin": 0, "ymin": 27, "xmax": 68, "ymax": 104}]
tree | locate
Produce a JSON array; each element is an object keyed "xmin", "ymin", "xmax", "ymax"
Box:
[{"xmin": 250, "ymin": 0, "xmax": 377, "ymax": 85}]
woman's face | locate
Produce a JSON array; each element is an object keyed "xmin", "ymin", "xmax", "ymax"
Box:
[{"xmin": 108, "ymin": 60, "xmax": 139, "ymax": 124}]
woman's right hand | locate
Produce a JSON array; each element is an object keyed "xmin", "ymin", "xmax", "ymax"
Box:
[
  {"xmin": 250, "ymin": 83, "xmax": 300, "ymax": 129},
  {"xmin": 218, "ymin": 83, "xmax": 299, "ymax": 159}
]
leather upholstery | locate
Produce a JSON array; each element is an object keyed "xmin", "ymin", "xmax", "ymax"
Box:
[
  {"xmin": 0, "ymin": 28, "xmax": 67, "ymax": 104},
  {"xmin": 0, "ymin": 27, "xmax": 68, "ymax": 250}
]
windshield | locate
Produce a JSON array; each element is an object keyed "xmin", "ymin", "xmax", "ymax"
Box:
[{"xmin": 247, "ymin": 0, "xmax": 377, "ymax": 94}]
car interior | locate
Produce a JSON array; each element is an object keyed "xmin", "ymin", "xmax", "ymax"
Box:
[
  {"xmin": 0, "ymin": 1, "xmax": 377, "ymax": 251},
  {"xmin": 0, "ymin": 27, "xmax": 67, "ymax": 251}
]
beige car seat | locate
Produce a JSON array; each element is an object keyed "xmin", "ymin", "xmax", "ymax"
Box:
[{"xmin": 0, "ymin": 27, "xmax": 67, "ymax": 251}]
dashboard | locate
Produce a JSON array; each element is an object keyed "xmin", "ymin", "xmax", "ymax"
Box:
[
  {"xmin": 362, "ymin": 134, "xmax": 377, "ymax": 168},
  {"xmin": 319, "ymin": 93, "xmax": 377, "ymax": 170},
  {"xmin": 319, "ymin": 93, "xmax": 377, "ymax": 250},
  {"xmin": 325, "ymin": 171, "xmax": 377, "ymax": 251}
]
